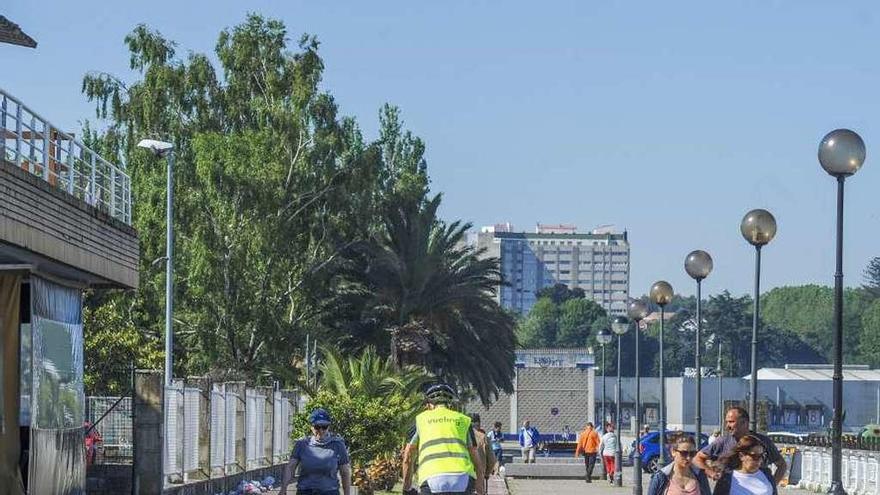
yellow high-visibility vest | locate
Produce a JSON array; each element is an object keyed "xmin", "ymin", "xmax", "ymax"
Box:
[{"xmin": 415, "ymin": 406, "xmax": 476, "ymax": 481}]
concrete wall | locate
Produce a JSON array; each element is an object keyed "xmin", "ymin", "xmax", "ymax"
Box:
[
  {"xmin": 468, "ymin": 366, "xmax": 594, "ymax": 435},
  {"xmin": 0, "ymin": 159, "xmax": 138, "ymax": 288}
]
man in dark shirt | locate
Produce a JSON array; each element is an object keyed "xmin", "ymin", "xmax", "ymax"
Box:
[{"xmin": 692, "ymin": 406, "xmax": 787, "ymax": 484}]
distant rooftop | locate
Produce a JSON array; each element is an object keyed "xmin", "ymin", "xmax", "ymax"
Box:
[
  {"xmin": 0, "ymin": 16, "xmax": 37, "ymax": 48},
  {"xmin": 481, "ymin": 222, "xmax": 627, "ymax": 240},
  {"xmin": 751, "ymin": 364, "xmax": 880, "ymax": 381}
]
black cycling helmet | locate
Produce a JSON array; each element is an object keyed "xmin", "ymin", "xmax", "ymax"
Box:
[{"xmin": 424, "ymin": 383, "xmax": 458, "ymax": 405}]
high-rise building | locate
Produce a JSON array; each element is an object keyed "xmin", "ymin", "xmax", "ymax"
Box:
[{"xmin": 477, "ymin": 223, "xmax": 630, "ymax": 315}]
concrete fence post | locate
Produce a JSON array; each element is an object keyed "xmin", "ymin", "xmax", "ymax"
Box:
[
  {"xmin": 258, "ymin": 386, "xmax": 274, "ymax": 467},
  {"xmin": 187, "ymin": 376, "xmax": 212, "ymax": 480},
  {"xmin": 133, "ymin": 370, "xmax": 164, "ymax": 495},
  {"xmin": 226, "ymin": 381, "xmax": 247, "ymax": 474}
]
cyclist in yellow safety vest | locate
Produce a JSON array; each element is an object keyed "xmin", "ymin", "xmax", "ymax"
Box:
[{"xmin": 402, "ymin": 384, "xmax": 485, "ymax": 495}]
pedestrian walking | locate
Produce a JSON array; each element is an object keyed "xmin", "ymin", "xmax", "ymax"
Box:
[
  {"xmin": 401, "ymin": 384, "xmax": 483, "ymax": 495},
  {"xmin": 711, "ymin": 435, "xmax": 778, "ymax": 495},
  {"xmin": 518, "ymin": 420, "xmax": 539, "ymax": 464},
  {"xmin": 574, "ymin": 422, "xmax": 601, "ymax": 483},
  {"xmin": 646, "ymin": 436, "xmax": 712, "ymax": 495},
  {"xmin": 469, "ymin": 414, "xmax": 496, "ymax": 495},
  {"xmin": 279, "ymin": 408, "xmax": 352, "ymax": 495},
  {"xmin": 692, "ymin": 407, "xmax": 786, "ymax": 484},
  {"xmin": 599, "ymin": 422, "xmax": 619, "ymax": 483},
  {"xmin": 487, "ymin": 421, "xmax": 504, "ymax": 473}
]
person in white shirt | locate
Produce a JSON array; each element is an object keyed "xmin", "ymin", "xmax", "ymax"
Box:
[
  {"xmin": 712, "ymin": 434, "xmax": 776, "ymax": 495},
  {"xmin": 598, "ymin": 422, "xmax": 619, "ymax": 483}
]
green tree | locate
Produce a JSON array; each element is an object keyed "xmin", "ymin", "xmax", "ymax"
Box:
[
  {"xmin": 762, "ymin": 285, "xmax": 868, "ymax": 362},
  {"xmin": 338, "ymin": 193, "xmax": 516, "ymax": 403},
  {"xmin": 556, "ymin": 298, "xmax": 606, "ymax": 347},
  {"xmin": 863, "ymin": 257, "xmax": 880, "ymax": 298},
  {"xmin": 858, "ymin": 299, "xmax": 880, "ymax": 367},
  {"xmin": 79, "ymin": 15, "xmax": 418, "ymax": 383},
  {"xmin": 83, "ymin": 293, "xmax": 163, "ymax": 394},
  {"xmin": 516, "ymin": 298, "xmax": 558, "ymax": 347},
  {"xmin": 536, "ymin": 283, "xmax": 585, "ymax": 304}
]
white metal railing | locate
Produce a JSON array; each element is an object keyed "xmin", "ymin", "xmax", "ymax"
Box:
[
  {"xmin": 0, "ymin": 87, "xmax": 132, "ymax": 225},
  {"xmin": 797, "ymin": 447, "xmax": 880, "ymax": 495},
  {"xmin": 164, "ymin": 382, "xmax": 296, "ymax": 485}
]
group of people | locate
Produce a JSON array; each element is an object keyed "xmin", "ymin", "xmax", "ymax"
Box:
[
  {"xmin": 276, "ymin": 386, "xmax": 785, "ymax": 495},
  {"xmin": 279, "ymin": 383, "xmax": 498, "ymax": 495},
  {"xmin": 572, "ymin": 406, "xmax": 787, "ymax": 495},
  {"xmin": 574, "ymin": 421, "xmax": 620, "ymax": 483}
]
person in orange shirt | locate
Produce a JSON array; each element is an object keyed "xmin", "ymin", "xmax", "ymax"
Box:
[{"xmin": 575, "ymin": 422, "xmax": 601, "ymax": 483}]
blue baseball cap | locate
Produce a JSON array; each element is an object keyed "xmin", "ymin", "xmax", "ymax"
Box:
[{"xmin": 309, "ymin": 408, "xmax": 332, "ymax": 426}]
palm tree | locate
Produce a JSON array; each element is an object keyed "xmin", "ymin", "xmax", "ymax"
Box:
[
  {"xmin": 338, "ymin": 193, "xmax": 517, "ymax": 404},
  {"xmin": 310, "ymin": 346, "xmax": 430, "ymax": 400}
]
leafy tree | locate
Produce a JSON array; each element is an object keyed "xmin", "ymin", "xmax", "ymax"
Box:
[
  {"xmin": 649, "ymin": 291, "xmax": 824, "ymax": 378},
  {"xmin": 536, "ymin": 283, "xmax": 585, "ymax": 304},
  {"xmin": 864, "ymin": 257, "xmax": 880, "ymax": 298},
  {"xmin": 556, "ymin": 298, "xmax": 606, "ymax": 347},
  {"xmin": 858, "ymin": 299, "xmax": 880, "ymax": 368},
  {"xmin": 79, "ymin": 15, "xmax": 419, "ymax": 383},
  {"xmin": 83, "ymin": 293, "xmax": 163, "ymax": 394},
  {"xmin": 516, "ymin": 298, "xmax": 558, "ymax": 347},
  {"xmin": 762, "ymin": 285, "xmax": 868, "ymax": 362},
  {"xmin": 337, "ymin": 193, "xmax": 516, "ymax": 404}
]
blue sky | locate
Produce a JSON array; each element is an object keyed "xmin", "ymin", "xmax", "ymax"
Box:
[{"xmin": 4, "ymin": 1, "xmax": 880, "ymax": 297}]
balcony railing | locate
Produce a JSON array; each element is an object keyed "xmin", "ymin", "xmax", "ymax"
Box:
[{"xmin": 0, "ymin": 87, "xmax": 132, "ymax": 225}]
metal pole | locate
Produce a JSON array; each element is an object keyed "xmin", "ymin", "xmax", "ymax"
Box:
[
  {"xmin": 718, "ymin": 341, "xmax": 723, "ymax": 432},
  {"xmin": 695, "ymin": 279, "xmax": 702, "ymax": 440},
  {"xmin": 602, "ymin": 344, "xmax": 606, "ymax": 426},
  {"xmin": 633, "ymin": 317, "xmax": 642, "ymax": 495},
  {"xmin": 830, "ymin": 176, "xmax": 846, "ymax": 495},
  {"xmin": 659, "ymin": 306, "xmax": 667, "ymax": 465},
  {"xmin": 749, "ymin": 246, "xmax": 762, "ymax": 432},
  {"xmin": 615, "ymin": 334, "xmax": 623, "ymax": 486},
  {"xmin": 164, "ymin": 151, "xmax": 175, "ymax": 387}
]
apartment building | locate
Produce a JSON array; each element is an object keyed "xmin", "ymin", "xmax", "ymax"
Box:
[{"xmin": 476, "ymin": 223, "xmax": 630, "ymax": 315}]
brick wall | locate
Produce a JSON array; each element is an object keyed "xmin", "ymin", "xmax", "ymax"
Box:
[{"xmin": 0, "ymin": 159, "xmax": 138, "ymax": 288}]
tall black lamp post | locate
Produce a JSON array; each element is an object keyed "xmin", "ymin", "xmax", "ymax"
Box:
[
  {"xmin": 611, "ymin": 316, "xmax": 630, "ymax": 487},
  {"xmin": 740, "ymin": 209, "xmax": 777, "ymax": 431},
  {"xmin": 818, "ymin": 128, "xmax": 866, "ymax": 495},
  {"xmin": 685, "ymin": 250, "xmax": 713, "ymax": 442},
  {"xmin": 627, "ymin": 299, "xmax": 650, "ymax": 495},
  {"xmin": 649, "ymin": 281, "xmax": 674, "ymax": 464}
]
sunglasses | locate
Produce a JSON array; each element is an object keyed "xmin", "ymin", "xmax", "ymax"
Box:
[
  {"xmin": 675, "ymin": 450, "xmax": 697, "ymax": 458},
  {"xmin": 313, "ymin": 424, "xmax": 329, "ymax": 430},
  {"xmin": 740, "ymin": 451, "xmax": 763, "ymax": 460}
]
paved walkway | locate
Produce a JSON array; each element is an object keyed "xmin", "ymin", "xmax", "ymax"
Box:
[{"xmin": 507, "ymin": 477, "xmax": 818, "ymax": 495}]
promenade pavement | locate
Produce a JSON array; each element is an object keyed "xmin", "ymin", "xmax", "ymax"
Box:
[{"xmin": 507, "ymin": 477, "xmax": 818, "ymax": 495}]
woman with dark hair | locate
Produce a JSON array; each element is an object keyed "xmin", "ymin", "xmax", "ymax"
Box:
[
  {"xmin": 712, "ymin": 435, "xmax": 777, "ymax": 495},
  {"xmin": 647, "ymin": 436, "xmax": 712, "ymax": 495}
]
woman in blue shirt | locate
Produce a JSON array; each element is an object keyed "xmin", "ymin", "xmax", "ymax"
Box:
[{"xmin": 279, "ymin": 408, "xmax": 352, "ymax": 495}]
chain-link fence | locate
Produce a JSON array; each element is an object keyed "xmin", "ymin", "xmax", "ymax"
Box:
[{"xmin": 85, "ymin": 396, "xmax": 133, "ymax": 464}]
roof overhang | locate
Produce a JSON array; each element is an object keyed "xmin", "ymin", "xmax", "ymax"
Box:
[{"xmin": 0, "ymin": 16, "xmax": 37, "ymax": 48}]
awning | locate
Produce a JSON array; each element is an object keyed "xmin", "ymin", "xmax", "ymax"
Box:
[{"xmin": 0, "ymin": 16, "xmax": 37, "ymax": 48}]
